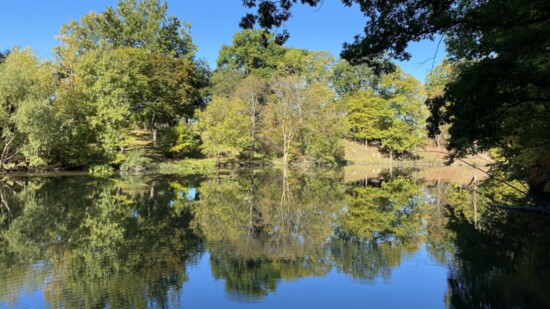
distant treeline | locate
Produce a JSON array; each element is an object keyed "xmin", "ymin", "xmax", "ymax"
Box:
[{"xmin": 0, "ymin": 0, "xmax": 441, "ymax": 172}]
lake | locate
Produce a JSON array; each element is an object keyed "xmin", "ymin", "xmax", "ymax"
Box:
[{"xmin": 0, "ymin": 166, "xmax": 548, "ymax": 308}]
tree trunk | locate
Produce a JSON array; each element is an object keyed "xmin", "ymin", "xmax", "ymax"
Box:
[
  {"xmin": 365, "ymin": 138, "xmax": 368, "ymax": 149},
  {"xmin": 389, "ymin": 150, "xmax": 393, "ymax": 178},
  {"xmin": 149, "ymin": 184, "xmax": 155, "ymax": 200},
  {"xmin": 152, "ymin": 128, "xmax": 157, "ymax": 144},
  {"xmin": 473, "ymin": 184, "xmax": 478, "ymax": 228},
  {"xmin": 283, "ymin": 133, "xmax": 288, "ymax": 166}
]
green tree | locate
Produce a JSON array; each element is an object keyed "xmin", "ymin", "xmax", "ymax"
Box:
[
  {"xmin": 56, "ymin": 0, "xmax": 207, "ymax": 147},
  {"xmin": 216, "ymin": 29, "xmax": 285, "ymax": 78},
  {"xmin": 0, "ymin": 48, "xmax": 59, "ymax": 169},
  {"xmin": 425, "ymin": 61, "xmax": 454, "ymax": 149},
  {"xmin": 379, "ymin": 68, "xmax": 426, "ymax": 160},
  {"xmin": 75, "ymin": 48, "xmax": 145, "ymax": 159},
  {"xmin": 56, "ymin": 0, "xmax": 196, "ymax": 59},
  {"xmin": 210, "ymin": 68, "xmax": 244, "ymax": 98},
  {"xmin": 343, "ymin": 89, "xmax": 389, "ymax": 148},
  {"xmin": 299, "ymin": 82, "xmax": 345, "ymax": 163},
  {"xmin": 158, "ymin": 120, "xmax": 200, "ymax": 158},
  {"xmin": 195, "ymin": 97, "xmax": 253, "ymax": 165},
  {"xmin": 233, "ymin": 75, "xmax": 269, "ymax": 159},
  {"xmin": 331, "ymin": 59, "xmax": 378, "ymax": 96},
  {"xmin": 278, "ymin": 49, "xmax": 334, "ymax": 85},
  {"xmin": 134, "ymin": 52, "xmax": 203, "ymax": 143},
  {"xmin": 264, "ymin": 75, "xmax": 344, "ymax": 165},
  {"xmin": 242, "ymin": 0, "xmax": 550, "ymax": 199}
]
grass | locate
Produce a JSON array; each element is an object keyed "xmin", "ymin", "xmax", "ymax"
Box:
[
  {"xmin": 158, "ymin": 158, "xmax": 217, "ymax": 175},
  {"xmin": 343, "ymin": 139, "xmax": 492, "ymax": 166}
]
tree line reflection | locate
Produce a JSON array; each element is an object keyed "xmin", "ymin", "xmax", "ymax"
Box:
[{"xmin": 0, "ymin": 168, "xmax": 548, "ymax": 308}]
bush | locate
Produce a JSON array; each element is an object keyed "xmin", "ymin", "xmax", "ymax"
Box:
[
  {"xmin": 120, "ymin": 149, "xmax": 152, "ymax": 172},
  {"xmin": 88, "ymin": 164, "xmax": 115, "ymax": 176},
  {"xmin": 159, "ymin": 159, "xmax": 216, "ymax": 175},
  {"xmin": 158, "ymin": 122, "xmax": 200, "ymax": 158}
]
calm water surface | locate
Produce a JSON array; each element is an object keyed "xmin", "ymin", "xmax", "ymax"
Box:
[{"xmin": 0, "ymin": 167, "xmax": 548, "ymax": 308}]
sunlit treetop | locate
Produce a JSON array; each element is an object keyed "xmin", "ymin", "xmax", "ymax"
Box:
[
  {"xmin": 56, "ymin": 0, "xmax": 196, "ymax": 60},
  {"xmin": 240, "ymin": 0, "xmax": 550, "ymax": 72}
]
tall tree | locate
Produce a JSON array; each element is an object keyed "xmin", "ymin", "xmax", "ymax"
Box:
[
  {"xmin": 264, "ymin": 75, "xmax": 307, "ymax": 167},
  {"xmin": 242, "ymin": 0, "xmax": 550, "ymax": 198},
  {"xmin": 56, "ymin": 0, "xmax": 196, "ymax": 59},
  {"xmin": 0, "ymin": 48, "xmax": 58, "ymax": 169},
  {"xmin": 233, "ymin": 75, "xmax": 269, "ymax": 159},
  {"xmin": 343, "ymin": 89, "xmax": 389, "ymax": 148},
  {"xmin": 216, "ymin": 29, "xmax": 285, "ymax": 78},
  {"xmin": 331, "ymin": 59, "xmax": 378, "ymax": 97},
  {"xmin": 264, "ymin": 75, "xmax": 344, "ymax": 165},
  {"xmin": 56, "ymin": 0, "xmax": 207, "ymax": 149},
  {"xmin": 425, "ymin": 60, "xmax": 453, "ymax": 149},
  {"xmin": 379, "ymin": 68, "xmax": 426, "ymax": 160},
  {"xmin": 195, "ymin": 97, "xmax": 253, "ymax": 165}
]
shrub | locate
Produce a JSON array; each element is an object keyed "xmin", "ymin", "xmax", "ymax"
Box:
[
  {"xmin": 88, "ymin": 164, "xmax": 115, "ymax": 176},
  {"xmin": 120, "ymin": 149, "xmax": 152, "ymax": 172}
]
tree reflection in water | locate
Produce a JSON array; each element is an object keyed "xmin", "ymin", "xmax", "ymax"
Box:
[{"xmin": 0, "ymin": 168, "xmax": 548, "ymax": 308}]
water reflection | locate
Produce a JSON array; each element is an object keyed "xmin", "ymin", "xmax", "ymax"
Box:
[{"xmin": 0, "ymin": 168, "xmax": 548, "ymax": 308}]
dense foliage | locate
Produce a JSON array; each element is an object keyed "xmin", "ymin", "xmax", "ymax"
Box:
[
  {"xmin": 241, "ymin": 0, "xmax": 550, "ymax": 198},
  {"xmin": 1, "ymin": 0, "xmax": 432, "ymax": 171}
]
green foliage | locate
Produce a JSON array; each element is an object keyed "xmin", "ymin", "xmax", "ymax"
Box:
[
  {"xmin": 278, "ymin": 49, "xmax": 334, "ymax": 84},
  {"xmin": 331, "ymin": 59, "xmax": 378, "ymax": 96},
  {"xmin": 158, "ymin": 159, "xmax": 216, "ymax": 175},
  {"xmin": 210, "ymin": 68, "xmax": 244, "ymax": 98},
  {"xmin": 343, "ymin": 89, "xmax": 389, "ymax": 143},
  {"xmin": 233, "ymin": 75, "xmax": 269, "ymax": 159},
  {"xmin": 0, "ymin": 48, "xmax": 59, "ymax": 169},
  {"xmin": 339, "ymin": 177, "xmax": 426, "ymax": 241},
  {"xmin": 263, "ymin": 75, "xmax": 345, "ymax": 165},
  {"xmin": 379, "ymin": 68, "xmax": 426, "ymax": 158},
  {"xmin": 195, "ymin": 97, "xmax": 253, "ymax": 162},
  {"xmin": 425, "ymin": 61, "xmax": 454, "ymax": 148},
  {"xmin": 88, "ymin": 164, "xmax": 115, "ymax": 176},
  {"xmin": 341, "ymin": 67, "xmax": 426, "ymax": 159},
  {"xmin": 216, "ymin": 29, "xmax": 285, "ymax": 78},
  {"xmin": 300, "ymin": 82, "xmax": 346, "ymax": 163},
  {"xmin": 55, "ymin": 0, "xmax": 196, "ymax": 58},
  {"xmin": 119, "ymin": 149, "xmax": 152, "ymax": 172},
  {"xmin": 158, "ymin": 121, "xmax": 200, "ymax": 158}
]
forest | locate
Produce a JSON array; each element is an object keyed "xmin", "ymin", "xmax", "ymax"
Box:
[{"xmin": 0, "ymin": 0, "xmax": 548, "ymax": 202}]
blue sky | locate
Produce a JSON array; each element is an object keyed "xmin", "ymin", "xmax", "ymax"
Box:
[{"xmin": 0, "ymin": 0, "xmax": 445, "ymax": 82}]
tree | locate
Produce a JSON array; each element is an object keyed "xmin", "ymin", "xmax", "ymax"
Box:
[
  {"xmin": 134, "ymin": 52, "xmax": 203, "ymax": 143},
  {"xmin": 331, "ymin": 59, "xmax": 378, "ymax": 97},
  {"xmin": 379, "ymin": 68, "xmax": 426, "ymax": 160},
  {"xmin": 233, "ymin": 75, "xmax": 269, "ymax": 159},
  {"xmin": 242, "ymin": 0, "xmax": 550, "ymax": 199},
  {"xmin": 299, "ymin": 82, "xmax": 345, "ymax": 163},
  {"xmin": 343, "ymin": 89, "xmax": 389, "ymax": 148},
  {"xmin": 263, "ymin": 75, "xmax": 344, "ymax": 165},
  {"xmin": 195, "ymin": 97, "xmax": 253, "ymax": 165},
  {"xmin": 278, "ymin": 49, "xmax": 334, "ymax": 85},
  {"xmin": 56, "ymin": 0, "xmax": 207, "ymax": 146},
  {"xmin": 0, "ymin": 48, "xmax": 59, "ymax": 169},
  {"xmin": 55, "ymin": 0, "xmax": 196, "ymax": 59},
  {"xmin": 75, "ymin": 48, "xmax": 144, "ymax": 159},
  {"xmin": 210, "ymin": 68, "xmax": 244, "ymax": 98},
  {"xmin": 216, "ymin": 29, "xmax": 285, "ymax": 78},
  {"xmin": 425, "ymin": 60, "xmax": 454, "ymax": 149}
]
